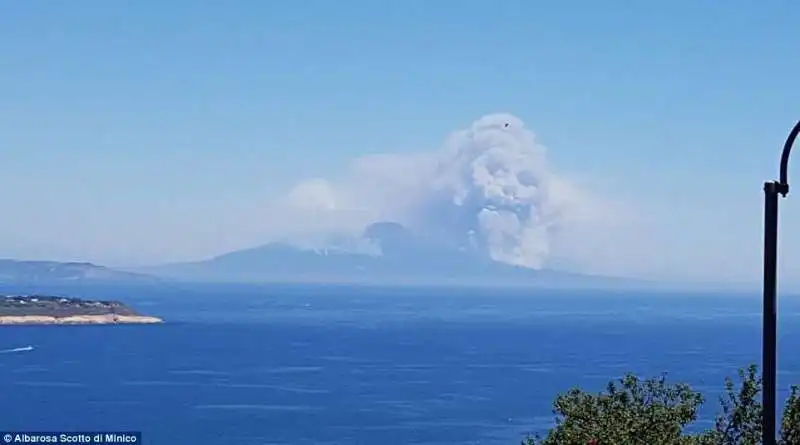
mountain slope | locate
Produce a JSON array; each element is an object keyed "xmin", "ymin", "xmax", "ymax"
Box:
[
  {"xmin": 141, "ymin": 222, "xmax": 637, "ymax": 287},
  {"xmin": 0, "ymin": 260, "xmax": 158, "ymax": 284}
]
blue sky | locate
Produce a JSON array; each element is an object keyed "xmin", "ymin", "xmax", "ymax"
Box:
[{"xmin": 1, "ymin": 1, "xmax": 800, "ymax": 284}]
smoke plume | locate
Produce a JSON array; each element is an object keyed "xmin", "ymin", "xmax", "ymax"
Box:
[{"xmin": 279, "ymin": 112, "xmax": 617, "ymax": 270}]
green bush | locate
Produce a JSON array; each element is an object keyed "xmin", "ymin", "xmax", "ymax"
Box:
[{"xmin": 523, "ymin": 364, "xmax": 800, "ymax": 445}]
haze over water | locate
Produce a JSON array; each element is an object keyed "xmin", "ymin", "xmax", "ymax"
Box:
[{"xmin": 1, "ymin": 284, "xmax": 798, "ymax": 445}]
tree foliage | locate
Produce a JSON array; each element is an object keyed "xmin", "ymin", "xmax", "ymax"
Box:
[{"xmin": 523, "ymin": 364, "xmax": 800, "ymax": 445}]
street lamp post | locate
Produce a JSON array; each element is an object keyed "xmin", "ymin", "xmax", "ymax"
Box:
[{"xmin": 762, "ymin": 119, "xmax": 800, "ymax": 445}]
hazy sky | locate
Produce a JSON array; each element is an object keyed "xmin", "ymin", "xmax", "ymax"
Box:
[{"xmin": 2, "ymin": 1, "xmax": 800, "ymax": 284}]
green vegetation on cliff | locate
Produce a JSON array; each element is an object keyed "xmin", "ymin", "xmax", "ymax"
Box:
[
  {"xmin": 524, "ymin": 365, "xmax": 800, "ymax": 445},
  {"xmin": 0, "ymin": 295, "xmax": 141, "ymax": 317}
]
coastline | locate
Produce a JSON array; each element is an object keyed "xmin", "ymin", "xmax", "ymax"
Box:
[{"xmin": 0, "ymin": 314, "xmax": 163, "ymax": 325}]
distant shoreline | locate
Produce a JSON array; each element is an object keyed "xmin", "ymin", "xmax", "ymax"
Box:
[
  {"xmin": 0, "ymin": 295, "xmax": 163, "ymax": 325},
  {"xmin": 0, "ymin": 314, "xmax": 163, "ymax": 325}
]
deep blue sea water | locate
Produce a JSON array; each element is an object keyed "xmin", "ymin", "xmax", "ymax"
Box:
[{"xmin": 1, "ymin": 283, "xmax": 799, "ymax": 445}]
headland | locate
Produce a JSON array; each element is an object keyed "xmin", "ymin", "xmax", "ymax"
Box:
[{"xmin": 0, "ymin": 295, "xmax": 163, "ymax": 325}]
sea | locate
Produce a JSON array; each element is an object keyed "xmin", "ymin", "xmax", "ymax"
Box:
[{"xmin": 1, "ymin": 283, "xmax": 799, "ymax": 445}]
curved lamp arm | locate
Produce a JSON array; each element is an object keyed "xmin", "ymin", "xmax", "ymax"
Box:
[
  {"xmin": 763, "ymin": 118, "xmax": 800, "ymax": 445},
  {"xmin": 778, "ymin": 120, "xmax": 800, "ymax": 197}
]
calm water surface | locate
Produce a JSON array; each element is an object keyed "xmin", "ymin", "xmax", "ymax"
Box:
[{"xmin": 1, "ymin": 283, "xmax": 798, "ymax": 445}]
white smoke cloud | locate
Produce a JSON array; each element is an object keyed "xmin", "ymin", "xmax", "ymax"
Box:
[{"xmin": 275, "ymin": 112, "xmax": 631, "ymax": 270}]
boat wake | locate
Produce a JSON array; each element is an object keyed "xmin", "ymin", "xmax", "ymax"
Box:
[{"xmin": 0, "ymin": 346, "xmax": 34, "ymax": 353}]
